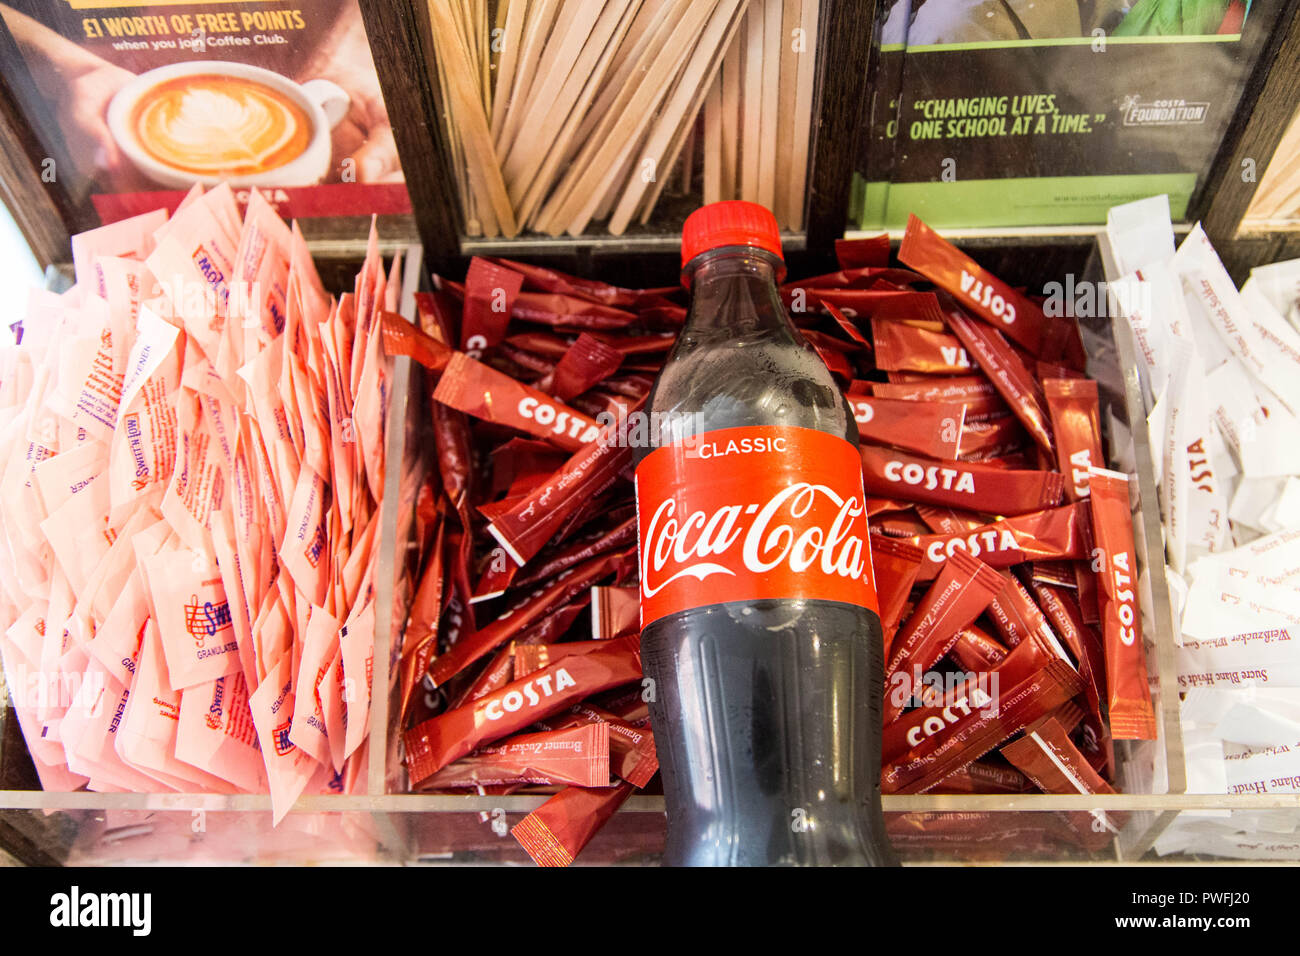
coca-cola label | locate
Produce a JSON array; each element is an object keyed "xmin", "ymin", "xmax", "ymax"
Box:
[{"xmin": 634, "ymin": 426, "xmax": 880, "ymax": 627}]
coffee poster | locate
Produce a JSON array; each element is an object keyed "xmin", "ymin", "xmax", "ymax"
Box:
[
  {"xmin": 0, "ymin": 0, "xmax": 410, "ymax": 226},
  {"xmin": 855, "ymin": 0, "xmax": 1284, "ymax": 229}
]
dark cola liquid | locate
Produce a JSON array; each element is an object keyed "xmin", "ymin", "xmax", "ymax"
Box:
[{"xmin": 636, "ymin": 250, "xmax": 897, "ymax": 866}]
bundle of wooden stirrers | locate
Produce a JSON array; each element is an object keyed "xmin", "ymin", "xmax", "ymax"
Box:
[{"xmin": 426, "ymin": 0, "xmax": 820, "ymax": 238}]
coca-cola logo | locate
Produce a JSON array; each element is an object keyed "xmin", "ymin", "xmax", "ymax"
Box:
[
  {"xmin": 635, "ymin": 426, "xmax": 880, "ymax": 624},
  {"xmin": 640, "ymin": 482, "xmax": 868, "ymax": 599}
]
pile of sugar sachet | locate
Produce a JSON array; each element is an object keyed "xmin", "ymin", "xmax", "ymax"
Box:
[
  {"xmin": 1105, "ymin": 195, "xmax": 1300, "ymax": 858},
  {"xmin": 0, "ymin": 185, "xmax": 397, "ymax": 823}
]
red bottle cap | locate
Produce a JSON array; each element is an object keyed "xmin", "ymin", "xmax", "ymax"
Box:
[{"xmin": 681, "ymin": 201, "xmax": 784, "ymax": 270}]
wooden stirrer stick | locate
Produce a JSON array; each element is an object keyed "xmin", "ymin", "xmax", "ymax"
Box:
[
  {"xmin": 756, "ymin": 0, "xmax": 782, "ymax": 212},
  {"xmin": 497, "ymin": 0, "xmax": 561, "ymax": 161},
  {"xmin": 788, "ymin": 0, "xmax": 818, "ymax": 230},
  {"xmin": 516, "ymin": 0, "xmax": 641, "ymax": 226},
  {"xmin": 634, "ymin": 0, "xmax": 751, "ymax": 226},
  {"xmin": 502, "ymin": 1, "xmax": 609, "ymax": 193},
  {"xmin": 740, "ymin": 4, "xmax": 764, "ymax": 200},
  {"xmin": 428, "ymin": 0, "xmax": 518, "ymax": 235},
  {"xmin": 703, "ymin": 74, "xmax": 722, "ymax": 204},
  {"xmin": 490, "ymin": 0, "xmax": 528, "ymax": 142},
  {"xmin": 774, "ymin": 0, "xmax": 801, "ymax": 226}
]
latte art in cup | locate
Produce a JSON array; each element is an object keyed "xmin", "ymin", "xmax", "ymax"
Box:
[{"xmin": 129, "ymin": 74, "xmax": 313, "ymax": 176}]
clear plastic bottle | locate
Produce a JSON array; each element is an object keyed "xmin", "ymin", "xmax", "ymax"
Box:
[{"xmin": 633, "ymin": 201, "xmax": 896, "ymax": 866}]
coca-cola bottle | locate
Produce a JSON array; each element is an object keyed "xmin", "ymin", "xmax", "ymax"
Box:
[{"xmin": 634, "ymin": 201, "xmax": 896, "ymax": 866}]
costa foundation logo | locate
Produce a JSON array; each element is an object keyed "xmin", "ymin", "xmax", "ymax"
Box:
[
  {"xmin": 635, "ymin": 426, "xmax": 879, "ymax": 627},
  {"xmin": 1119, "ymin": 95, "xmax": 1208, "ymax": 127}
]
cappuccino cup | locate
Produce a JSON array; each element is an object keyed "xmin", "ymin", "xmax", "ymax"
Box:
[{"xmin": 107, "ymin": 61, "xmax": 348, "ymax": 189}]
